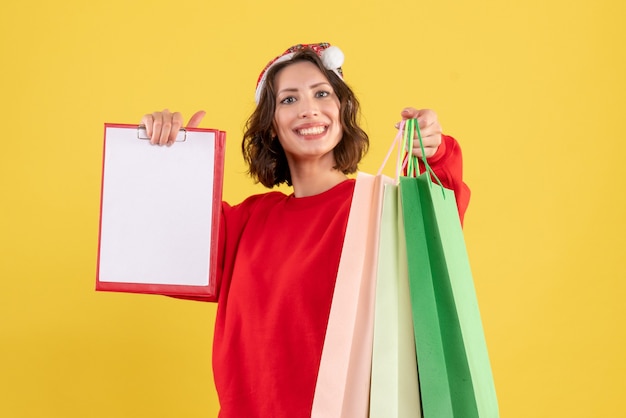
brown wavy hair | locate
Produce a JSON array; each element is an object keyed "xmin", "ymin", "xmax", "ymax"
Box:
[{"xmin": 242, "ymin": 48, "xmax": 369, "ymax": 188}]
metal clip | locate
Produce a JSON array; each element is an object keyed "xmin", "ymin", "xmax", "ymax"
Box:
[{"xmin": 137, "ymin": 125, "xmax": 187, "ymax": 142}]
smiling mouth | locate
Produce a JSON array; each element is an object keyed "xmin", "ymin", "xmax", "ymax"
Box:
[{"xmin": 296, "ymin": 126, "xmax": 327, "ymax": 136}]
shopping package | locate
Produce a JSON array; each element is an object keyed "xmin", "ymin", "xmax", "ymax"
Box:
[
  {"xmin": 311, "ymin": 172, "xmax": 388, "ymax": 418},
  {"xmin": 369, "ymin": 181, "xmax": 421, "ymax": 418},
  {"xmin": 400, "ymin": 119, "xmax": 499, "ymax": 418}
]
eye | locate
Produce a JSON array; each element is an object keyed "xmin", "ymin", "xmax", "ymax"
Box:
[
  {"xmin": 279, "ymin": 96, "xmax": 296, "ymax": 105},
  {"xmin": 316, "ymin": 90, "xmax": 331, "ymax": 98}
]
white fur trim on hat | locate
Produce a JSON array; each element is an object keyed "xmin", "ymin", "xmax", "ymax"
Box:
[{"xmin": 254, "ymin": 43, "xmax": 345, "ymax": 104}]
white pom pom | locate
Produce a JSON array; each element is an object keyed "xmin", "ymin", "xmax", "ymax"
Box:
[{"xmin": 321, "ymin": 46, "xmax": 344, "ymax": 71}]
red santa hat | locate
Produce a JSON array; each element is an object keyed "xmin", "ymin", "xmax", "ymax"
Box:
[{"xmin": 254, "ymin": 42, "xmax": 345, "ymax": 104}]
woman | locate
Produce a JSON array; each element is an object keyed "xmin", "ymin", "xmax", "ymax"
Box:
[{"xmin": 141, "ymin": 43, "xmax": 469, "ymax": 417}]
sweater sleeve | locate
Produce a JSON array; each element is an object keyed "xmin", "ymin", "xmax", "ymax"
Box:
[{"xmin": 418, "ymin": 134, "xmax": 471, "ymax": 225}]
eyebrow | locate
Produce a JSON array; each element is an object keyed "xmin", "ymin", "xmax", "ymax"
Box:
[{"xmin": 277, "ymin": 82, "xmax": 332, "ymax": 96}]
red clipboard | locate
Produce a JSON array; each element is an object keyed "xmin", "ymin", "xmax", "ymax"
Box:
[{"xmin": 96, "ymin": 123, "xmax": 225, "ymax": 297}]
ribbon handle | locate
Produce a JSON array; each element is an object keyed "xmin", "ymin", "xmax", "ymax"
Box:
[
  {"xmin": 378, "ymin": 119, "xmax": 446, "ymax": 198},
  {"xmin": 376, "ymin": 120, "xmax": 406, "ymax": 180},
  {"xmin": 402, "ymin": 119, "xmax": 446, "ymax": 198}
]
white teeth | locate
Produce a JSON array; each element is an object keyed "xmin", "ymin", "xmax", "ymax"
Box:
[{"xmin": 297, "ymin": 126, "xmax": 326, "ymax": 136}]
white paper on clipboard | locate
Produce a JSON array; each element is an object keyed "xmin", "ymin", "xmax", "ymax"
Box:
[{"xmin": 96, "ymin": 123, "xmax": 225, "ymax": 297}]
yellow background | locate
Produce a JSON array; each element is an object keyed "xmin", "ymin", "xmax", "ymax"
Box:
[{"xmin": 1, "ymin": 0, "xmax": 624, "ymax": 416}]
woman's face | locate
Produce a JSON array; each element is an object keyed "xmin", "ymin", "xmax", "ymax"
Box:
[{"xmin": 272, "ymin": 61, "xmax": 342, "ymax": 168}]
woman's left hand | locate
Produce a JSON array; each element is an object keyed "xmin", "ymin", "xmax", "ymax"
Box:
[{"xmin": 398, "ymin": 108, "xmax": 442, "ymax": 158}]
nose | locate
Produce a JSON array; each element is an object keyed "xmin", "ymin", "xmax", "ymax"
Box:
[{"xmin": 298, "ymin": 96, "xmax": 319, "ymax": 118}]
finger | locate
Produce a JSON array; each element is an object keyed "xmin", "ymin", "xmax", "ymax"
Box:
[
  {"xmin": 416, "ymin": 109, "xmax": 440, "ymax": 131},
  {"xmin": 414, "ymin": 133, "xmax": 442, "ymax": 155},
  {"xmin": 140, "ymin": 114, "xmax": 154, "ymax": 139},
  {"xmin": 413, "ymin": 133, "xmax": 439, "ymax": 148},
  {"xmin": 415, "ymin": 123, "xmax": 442, "ymax": 141},
  {"xmin": 412, "ymin": 135, "xmax": 436, "ymax": 151},
  {"xmin": 394, "ymin": 119, "xmax": 415, "ymax": 129},
  {"xmin": 395, "ymin": 109, "xmax": 417, "ymax": 129},
  {"xmin": 167, "ymin": 112, "xmax": 184, "ymax": 146},
  {"xmin": 400, "ymin": 107, "xmax": 419, "ymax": 120},
  {"xmin": 150, "ymin": 111, "xmax": 165, "ymax": 145},
  {"xmin": 410, "ymin": 117, "xmax": 439, "ymax": 136},
  {"xmin": 412, "ymin": 122, "xmax": 441, "ymax": 153},
  {"xmin": 157, "ymin": 109, "xmax": 173, "ymax": 146},
  {"xmin": 186, "ymin": 110, "xmax": 206, "ymax": 128},
  {"xmin": 415, "ymin": 119, "xmax": 442, "ymax": 141}
]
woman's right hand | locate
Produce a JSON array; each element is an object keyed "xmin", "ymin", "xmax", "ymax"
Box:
[{"xmin": 140, "ymin": 109, "xmax": 206, "ymax": 146}]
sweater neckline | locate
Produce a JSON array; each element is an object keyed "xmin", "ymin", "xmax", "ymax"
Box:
[{"xmin": 285, "ymin": 178, "xmax": 355, "ymax": 208}]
